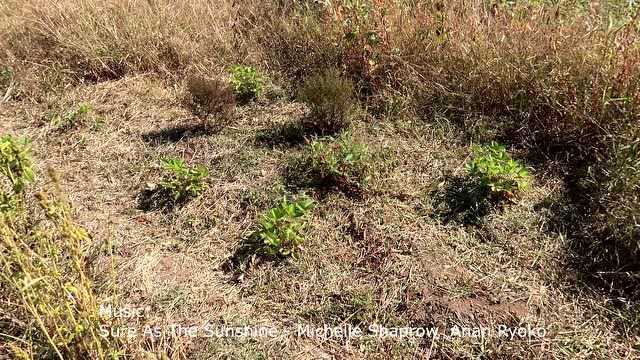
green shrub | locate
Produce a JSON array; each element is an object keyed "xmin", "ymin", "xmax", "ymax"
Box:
[
  {"xmin": 158, "ymin": 158, "xmax": 209, "ymax": 202},
  {"xmin": 230, "ymin": 65, "xmax": 263, "ymax": 101},
  {"xmin": 292, "ymin": 133, "xmax": 371, "ymax": 193},
  {"xmin": 298, "ymin": 69, "xmax": 354, "ymax": 135},
  {"xmin": 186, "ymin": 76, "xmax": 235, "ymax": 128},
  {"xmin": 255, "ymin": 196, "xmax": 314, "ymax": 257},
  {"xmin": 50, "ymin": 103, "xmax": 92, "ymax": 130},
  {"xmin": 466, "ymin": 142, "xmax": 531, "ymax": 196}
]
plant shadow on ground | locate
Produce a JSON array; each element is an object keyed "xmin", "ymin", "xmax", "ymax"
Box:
[
  {"xmin": 222, "ymin": 233, "xmax": 285, "ymax": 280},
  {"xmin": 462, "ymin": 115, "xmax": 640, "ymax": 323},
  {"xmin": 429, "ymin": 176, "xmax": 504, "ymax": 228},
  {"xmin": 136, "ymin": 187, "xmax": 188, "ymax": 213},
  {"xmin": 254, "ymin": 121, "xmax": 306, "ymax": 148},
  {"xmin": 254, "ymin": 112, "xmax": 351, "ymax": 149},
  {"xmin": 141, "ymin": 122, "xmax": 221, "ymax": 145},
  {"xmin": 534, "ymin": 164, "xmax": 640, "ymax": 335},
  {"xmin": 282, "ymin": 168, "xmax": 367, "ymax": 201},
  {"xmin": 539, "ymin": 183, "xmax": 640, "ymax": 302}
]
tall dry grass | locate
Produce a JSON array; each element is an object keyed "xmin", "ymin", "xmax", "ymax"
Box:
[{"xmin": 0, "ymin": 0, "xmax": 250, "ymax": 86}]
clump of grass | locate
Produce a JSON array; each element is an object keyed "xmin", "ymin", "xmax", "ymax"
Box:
[
  {"xmin": 49, "ymin": 103, "xmax": 92, "ymax": 130},
  {"xmin": 186, "ymin": 76, "xmax": 235, "ymax": 130},
  {"xmin": 158, "ymin": 158, "xmax": 209, "ymax": 202},
  {"xmin": 0, "ymin": 135, "xmax": 35, "ymax": 195},
  {"xmin": 289, "ymin": 133, "xmax": 372, "ymax": 194},
  {"xmin": 298, "ymin": 69, "xmax": 354, "ymax": 135},
  {"xmin": 466, "ymin": 142, "xmax": 531, "ymax": 197},
  {"xmin": 230, "ymin": 65, "xmax": 263, "ymax": 102},
  {"xmin": 1, "ymin": 66, "xmax": 19, "ymax": 101},
  {"xmin": 253, "ymin": 196, "xmax": 314, "ymax": 257},
  {"xmin": 599, "ymin": 128, "xmax": 640, "ymax": 255},
  {"xmin": 0, "ymin": 135, "xmax": 35, "ymax": 213}
]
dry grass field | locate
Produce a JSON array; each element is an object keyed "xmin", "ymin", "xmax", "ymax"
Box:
[{"xmin": 1, "ymin": 0, "xmax": 639, "ymax": 359}]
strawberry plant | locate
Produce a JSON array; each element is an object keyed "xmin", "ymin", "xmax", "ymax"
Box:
[
  {"xmin": 158, "ymin": 158, "xmax": 209, "ymax": 202},
  {"xmin": 255, "ymin": 196, "xmax": 314, "ymax": 257},
  {"xmin": 230, "ymin": 65, "xmax": 263, "ymax": 102},
  {"xmin": 466, "ymin": 142, "xmax": 531, "ymax": 196}
]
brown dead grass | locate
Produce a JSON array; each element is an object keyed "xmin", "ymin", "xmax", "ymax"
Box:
[{"xmin": 0, "ymin": 74, "xmax": 636, "ymax": 358}]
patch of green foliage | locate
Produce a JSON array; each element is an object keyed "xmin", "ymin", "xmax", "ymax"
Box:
[
  {"xmin": 255, "ymin": 196, "xmax": 314, "ymax": 257},
  {"xmin": 230, "ymin": 65, "xmax": 263, "ymax": 101},
  {"xmin": 292, "ymin": 133, "xmax": 371, "ymax": 193},
  {"xmin": 0, "ymin": 135, "xmax": 35, "ymax": 213},
  {"xmin": 50, "ymin": 103, "xmax": 92, "ymax": 130},
  {"xmin": 298, "ymin": 69, "xmax": 354, "ymax": 135},
  {"xmin": 466, "ymin": 142, "xmax": 530, "ymax": 195},
  {"xmin": 158, "ymin": 158, "xmax": 209, "ymax": 202}
]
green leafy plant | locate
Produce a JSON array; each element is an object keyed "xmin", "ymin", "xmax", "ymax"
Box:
[
  {"xmin": 466, "ymin": 142, "xmax": 531, "ymax": 195},
  {"xmin": 255, "ymin": 197, "xmax": 314, "ymax": 257},
  {"xmin": 158, "ymin": 158, "xmax": 209, "ymax": 202},
  {"xmin": 298, "ymin": 69, "xmax": 354, "ymax": 135},
  {"xmin": 292, "ymin": 133, "xmax": 371, "ymax": 193},
  {"xmin": 230, "ymin": 65, "xmax": 263, "ymax": 101},
  {"xmin": 50, "ymin": 103, "xmax": 92, "ymax": 130}
]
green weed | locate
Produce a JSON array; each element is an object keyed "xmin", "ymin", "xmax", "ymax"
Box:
[
  {"xmin": 50, "ymin": 103, "xmax": 92, "ymax": 130},
  {"xmin": 1, "ymin": 155, "xmax": 124, "ymax": 359},
  {"xmin": 290, "ymin": 133, "xmax": 371, "ymax": 194},
  {"xmin": 0, "ymin": 135, "xmax": 35, "ymax": 206}
]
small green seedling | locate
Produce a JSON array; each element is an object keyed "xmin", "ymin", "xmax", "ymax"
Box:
[
  {"xmin": 230, "ymin": 65, "xmax": 263, "ymax": 101},
  {"xmin": 50, "ymin": 103, "xmax": 92, "ymax": 129},
  {"xmin": 158, "ymin": 158, "xmax": 209, "ymax": 202},
  {"xmin": 466, "ymin": 142, "xmax": 531, "ymax": 196},
  {"xmin": 255, "ymin": 197, "xmax": 314, "ymax": 257}
]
